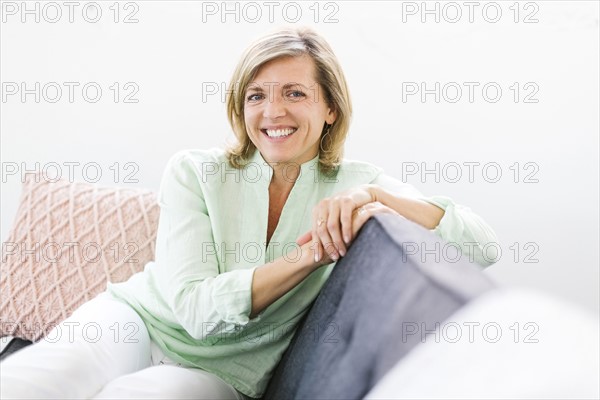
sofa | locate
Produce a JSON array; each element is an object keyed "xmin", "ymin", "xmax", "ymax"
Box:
[
  {"xmin": 1, "ymin": 175, "xmax": 599, "ymax": 399},
  {"xmin": 263, "ymin": 215, "xmax": 600, "ymax": 399},
  {"xmin": 0, "ymin": 211, "xmax": 497, "ymax": 398},
  {"xmin": 263, "ymin": 214, "xmax": 495, "ymax": 399}
]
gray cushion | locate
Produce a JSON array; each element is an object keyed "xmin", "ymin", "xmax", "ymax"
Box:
[{"xmin": 263, "ymin": 214, "xmax": 495, "ymax": 400}]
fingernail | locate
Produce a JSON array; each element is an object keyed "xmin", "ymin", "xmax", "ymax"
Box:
[
  {"xmin": 314, "ymin": 253, "xmax": 319, "ymax": 263},
  {"xmin": 339, "ymin": 248, "xmax": 346, "ymax": 257},
  {"xmin": 344, "ymin": 235, "xmax": 350, "ymax": 244},
  {"xmin": 331, "ymin": 253, "xmax": 339, "ymax": 261}
]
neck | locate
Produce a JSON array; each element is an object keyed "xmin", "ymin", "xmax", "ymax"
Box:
[{"xmin": 268, "ymin": 161, "xmax": 301, "ymax": 188}]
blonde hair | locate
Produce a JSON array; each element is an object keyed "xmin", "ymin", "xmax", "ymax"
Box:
[{"xmin": 225, "ymin": 26, "xmax": 352, "ymax": 175}]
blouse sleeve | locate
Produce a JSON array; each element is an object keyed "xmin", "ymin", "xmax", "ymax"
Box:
[
  {"xmin": 371, "ymin": 173, "xmax": 499, "ymax": 268},
  {"xmin": 153, "ymin": 151, "xmax": 259, "ymax": 341}
]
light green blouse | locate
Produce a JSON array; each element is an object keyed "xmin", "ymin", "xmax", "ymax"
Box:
[{"xmin": 106, "ymin": 148, "xmax": 498, "ymax": 398}]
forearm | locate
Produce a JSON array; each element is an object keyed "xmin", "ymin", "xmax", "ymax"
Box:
[
  {"xmin": 250, "ymin": 243, "xmax": 320, "ymax": 318},
  {"xmin": 368, "ymin": 184, "xmax": 445, "ymax": 230},
  {"xmin": 368, "ymin": 184, "xmax": 499, "ymax": 267}
]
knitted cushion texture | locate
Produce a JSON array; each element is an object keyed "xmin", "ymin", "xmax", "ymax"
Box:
[{"xmin": 1, "ymin": 172, "xmax": 159, "ymax": 341}]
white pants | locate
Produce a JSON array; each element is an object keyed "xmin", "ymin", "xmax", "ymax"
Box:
[{"xmin": 0, "ymin": 292, "xmax": 247, "ymax": 400}]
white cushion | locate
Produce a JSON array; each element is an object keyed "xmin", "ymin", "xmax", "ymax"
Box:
[{"xmin": 364, "ymin": 288, "xmax": 600, "ymax": 399}]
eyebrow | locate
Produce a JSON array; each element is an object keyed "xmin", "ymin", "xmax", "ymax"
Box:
[
  {"xmin": 245, "ymin": 82, "xmax": 311, "ymax": 93},
  {"xmin": 283, "ymin": 83, "xmax": 310, "ymax": 90}
]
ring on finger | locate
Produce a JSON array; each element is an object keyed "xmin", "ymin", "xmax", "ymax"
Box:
[
  {"xmin": 317, "ymin": 218, "xmax": 325, "ymax": 227},
  {"xmin": 357, "ymin": 206, "xmax": 367, "ymax": 216}
]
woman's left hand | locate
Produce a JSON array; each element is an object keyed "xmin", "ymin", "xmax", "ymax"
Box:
[{"xmin": 296, "ymin": 184, "xmax": 378, "ymax": 262}]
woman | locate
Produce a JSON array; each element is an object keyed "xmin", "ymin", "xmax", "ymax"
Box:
[{"xmin": 0, "ymin": 26, "xmax": 498, "ymax": 399}]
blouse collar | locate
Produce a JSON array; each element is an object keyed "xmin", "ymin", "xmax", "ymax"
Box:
[{"xmin": 247, "ymin": 148, "xmax": 321, "ymax": 186}]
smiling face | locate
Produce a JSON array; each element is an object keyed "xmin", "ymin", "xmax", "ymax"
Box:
[{"xmin": 244, "ymin": 55, "xmax": 337, "ymax": 168}]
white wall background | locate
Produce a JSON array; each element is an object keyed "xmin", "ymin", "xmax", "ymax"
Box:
[{"xmin": 1, "ymin": 1, "xmax": 598, "ymax": 316}]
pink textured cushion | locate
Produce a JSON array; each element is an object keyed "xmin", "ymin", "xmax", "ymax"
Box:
[{"xmin": 1, "ymin": 172, "xmax": 159, "ymax": 341}]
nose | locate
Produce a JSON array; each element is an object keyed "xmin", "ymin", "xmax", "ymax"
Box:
[{"xmin": 262, "ymin": 94, "xmax": 286, "ymax": 119}]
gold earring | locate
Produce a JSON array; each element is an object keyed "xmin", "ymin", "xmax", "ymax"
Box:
[{"xmin": 320, "ymin": 124, "xmax": 331, "ymax": 153}]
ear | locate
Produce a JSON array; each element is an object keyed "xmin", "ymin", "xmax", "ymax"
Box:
[{"xmin": 326, "ymin": 106, "xmax": 337, "ymax": 125}]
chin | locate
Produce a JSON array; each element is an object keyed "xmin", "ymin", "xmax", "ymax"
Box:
[{"xmin": 261, "ymin": 151, "xmax": 292, "ymax": 163}]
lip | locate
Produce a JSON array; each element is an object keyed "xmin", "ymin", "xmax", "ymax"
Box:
[{"xmin": 261, "ymin": 125, "xmax": 297, "ymax": 130}]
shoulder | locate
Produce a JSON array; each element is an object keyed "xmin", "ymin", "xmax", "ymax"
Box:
[
  {"xmin": 158, "ymin": 148, "xmax": 232, "ymax": 194},
  {"xmin": 157, "ymin": 148, "xmax": 231, "ymax": 202},
  {"xmin": 332, "ymin": 157, "xmax": 424, "ymax": 197},
  {"xmin": 164, "ymin": 148, "xmax": 230, "ymax": 177},
  {"xmin": 166, "ymin": 148, "xmax": 227, "ymax": 168},
  {"xmin": 333, "ymin": 157, "xmax": 384, "ymax": 183}
]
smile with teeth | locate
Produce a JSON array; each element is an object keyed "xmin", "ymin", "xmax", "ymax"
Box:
[{"xmin": 262, "ymin": 128, "xmax": 297, "ymax": 138}]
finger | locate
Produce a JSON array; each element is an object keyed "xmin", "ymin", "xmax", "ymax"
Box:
[
  {"xmin": 349, "ymin": 202, "xmax": 401, "ymax": 240},
  {"xmin": 317, "ymin": 223, "xmax": 337, "ymax": 261},
  {"xmin": 311, "ymin": 228, "xmax": 321, "ymax": 263},
  {"xmin": 312, "ymin": 204, "xmax": 333, "ymax": 262},
  {"xmin": 313, "ymin": 201, "xmax": 334, "ymax": 261},
  {"xmin": 326, "ymin": 201, "xmax": 346, "ymax": 257},
  {"xmin": 371, "ymin": 201, "xmax": 399, "ymax": 216},
  {"xmin": 296, "ymin": 231, "xmax": 312, "ymax": 245},
  {"xmin": 312, "ymin": 207, "xmax": 325, "ymax": 262},
  {"xmin": 318, "ymin": 240, "xmax": 333, "ymax": 266},
  {"xmin": 350, "ymin": 204, "xmax": 373, "ymax": 238},
  {"xmin": 339, "ymin": 198, "xmax": 354, "ymax": 246}
]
